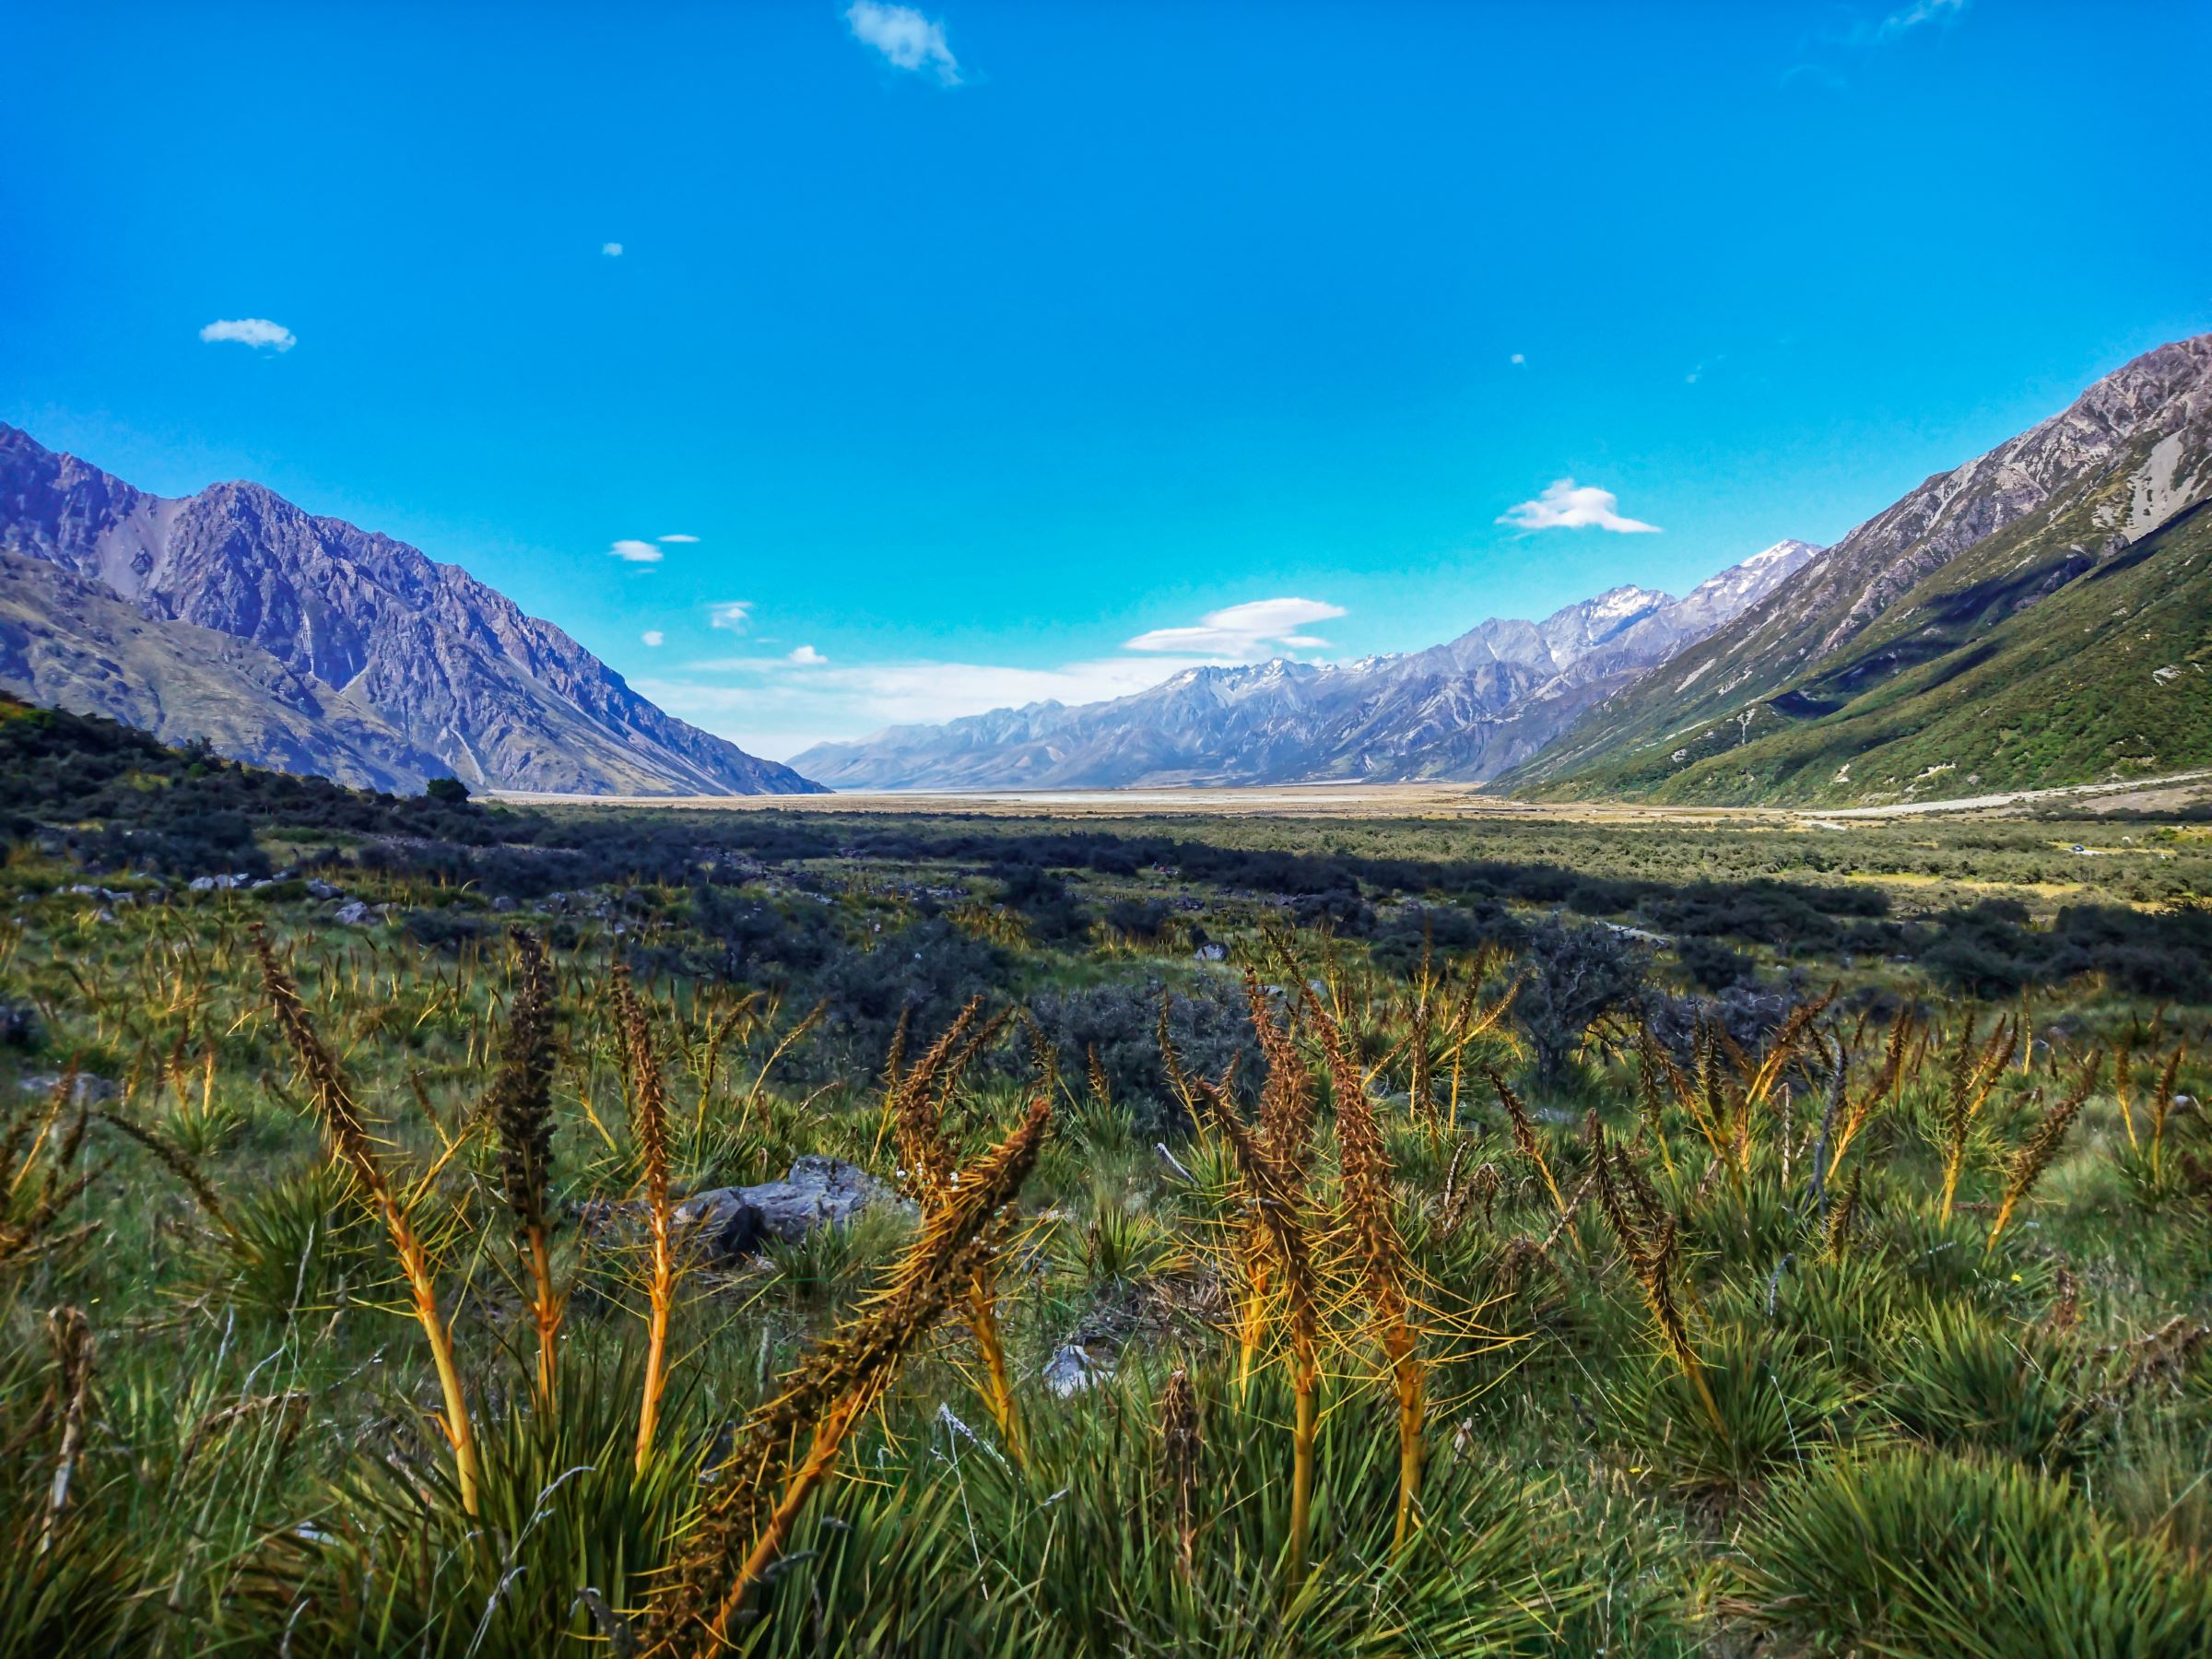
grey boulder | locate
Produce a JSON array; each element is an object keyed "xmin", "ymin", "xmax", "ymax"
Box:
[{"xmin": 676, "ymin": 1156, "xmax": 904, "ymax": 1263}]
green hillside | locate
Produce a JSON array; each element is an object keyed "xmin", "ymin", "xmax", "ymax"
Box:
[{"xmin": 1517, "ymin": 489, "xmax": 2212, "ymax": 806}]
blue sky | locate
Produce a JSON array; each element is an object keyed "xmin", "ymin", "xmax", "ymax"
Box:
[{"xmin": 6, "ymin": 1, "xmax": 2209, "ymax": 760}]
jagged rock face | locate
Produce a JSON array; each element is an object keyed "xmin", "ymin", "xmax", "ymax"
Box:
[
  {"xmin": 1510, "ymin": 333, "xmax": 2212, "ymax": 800},
  {"xmin": 790, "ymin": 544, "xmax": 1820, "ymax": 790},
  {"xmin": 0, "ymin": 425, "xmax": 824, "ymax": 795}
]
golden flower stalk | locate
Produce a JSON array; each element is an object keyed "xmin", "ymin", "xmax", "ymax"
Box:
[
  {"xmin": 882, "ymin": 1001, "xmax": 1027, "ymax": 1458},
  {"xmin": 1488, "ymin": 1068, "xmax": 1565, "ymax": 1213},
  {"xmin": 1158, "ymin": 1366, "xmax": 1201, "ymax": 1580},
  {"xmin": 489, "ymin": 930, "xmax": 561, "ymax": 1405},
  {"xmin": 1937, "ymin": 1014, "xmax": 2017, "ymax": 1225},
  {"xmin": 254, "ymin": 929, "xmax": 480, "ymax": 1516},
  {"xmin": 1986, "ymin": 1053, "xmax": 2102, "ymax": 1252},
  {"xmin": 1822, "ymin": 1166, "xmax": 1863, "ymax": 1262},
  {"xmin": 618, "ymin": 968, "xmax": 677, "ymax": 1472},
  {"xmin": 1194, "ymin": 1077, "xmax": 1321, "ymax": 1594},
  {"xmin": 1589, "ymin": 1119, "xmax": 1724, "ymax": 1438},
  {"xmin": 1312, "ymin": 1003, "xmax": 1426, "ymax": 1555},
  {"xmin": 656, "ymin": 1095, "xmax": 1052, "ymax": 1654},
  {"xmin": 1829, "ymin": 1010, "xmax": 1915, "ymax": 1176}
]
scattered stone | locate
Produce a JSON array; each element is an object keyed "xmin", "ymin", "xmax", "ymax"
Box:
[
  {"xmin": 305, "ymin": 879, "xmax": 341, "ymax": 901},
  {"xmin": 1041, "ymin": 1344, "xmax": 1113, "ymax": 1398},
  {"xmin": 674, "ymin": 1156, "xmax": 906, "ymax": 1263},
  {"xmin": 19, "ymin": 1072, "xmax": 118, "ymax": 1105},
  {"xmin": 187, "ymin": 873, "xmax": 253, "ymax": 892},
  {"xmin": 1193, "ymin": 941, "xmax": 1228, "ymax": 962},
  {"xmin": 0, "ymin": 1004, "xmax": 39, "ymax": 1048},
  {"xmin": 490, "ymin": 895, "xmax": 517, "ymax": 912},
  {"xmin": 332, "ymin": 900, "xmax": 376, "ymax": 925}
]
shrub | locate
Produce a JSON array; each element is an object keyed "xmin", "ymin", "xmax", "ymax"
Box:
[{"xmin": 1733, "ymin": 1447, "xmax": 2212, "ymax": 1657}]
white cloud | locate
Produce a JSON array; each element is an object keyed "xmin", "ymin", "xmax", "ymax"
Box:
[
  {"xmin": 639, "ymin": 652, "xmax": 1228, "ymax": 760},
  {"xmin": 708, "ymin": 601, "xmax": 753, "ymax": 632},
  {"xmin": 602, "ymin": 241, "xmax": 624, "ymax": 257},
  {"xmin": 1123, "ymin": 596, "xmax": 1347, "ymax": 656},
  {"xmin": 608, "ymin": 538, "xmax": 664, "ymax": 564},
  {"xmin": 788, "ymin": 645, "xmax": 828, "ymax": 665},
  {"xmin": 641, "ymin": 629, "xmax": 665, "ymax": 648},
  {"xmin": 1510, "ymin": 352, "xmax": 1525, "ymax": 366},
  {"xmin": 1875, "ymin": 0, "xmax": 1966, "ymax": 42},
  {"xmin": 845, "ymin": 1, "xmax": 960, "ymax": 85},
  {"xmin": 199, "ymin": 318, "xmax": 296, "ymax": 352},
  {"xmin": 1498, "ymin": 477, "xmax": 1662, "ymax": 534},
  {"xmin": 657, "ymin": 533, "xmax": 699, "ymax": 544}
]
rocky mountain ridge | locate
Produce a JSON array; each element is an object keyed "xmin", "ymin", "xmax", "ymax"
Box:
[
  {"xmin": 791, "ymin": 541, "xmax": 1823, "ymax": 790},
  {"xmin": 0, "ymin": 425, "xmax": 822, "ymax": 795},
  {"xmin": 1508, "ymin": 333, "xmax": 2212, "ymax": 804}
]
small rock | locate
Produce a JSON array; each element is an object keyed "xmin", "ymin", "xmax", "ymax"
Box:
[
  {"xmin": 1041, "ymin": 1344, "xmax": 1113, "ymax": 1398},
  {"xmin": 490, "ymin": 895, "xmax": 517, "ymax": 912},
  {"xmin": 333, "ymin": 900, "xmax": 376, "ymax": 925},
  {"xmin": 1193, "ymin": 942, "xmax": 1228, "ymax": 962},
  {"xmin": 305, "ymin": 879, "xmax": 341, "ymax": 901},
  {"xmin": 19, "ymin": 1073, "xmax": 118, "ymax": 1105},
  {"xmin": 675, "ymin": 1156, "xmax": 906, "ymax": 1263}
]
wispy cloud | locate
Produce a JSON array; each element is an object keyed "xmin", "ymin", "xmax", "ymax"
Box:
[
  {"xmin": 658, "ymin": 593, "xmax": 1347, "ymax": 759},
  {"xmin": 1874, "ymin": 0, "xmax": 1966, "ymax": 42},
  {"xmin": 845, "ymin": 1, "xmax": 960, "ymax": 85},
  {"xmin": 608, "ymin": 538, "xmax": 664, "ymax": 564},
  {"xmin": 640, "ymin": 652, "xmax": 1229, "ymax": 760},
  {"xmin": 708, "ymin": 601, "xmax": 753, "ymax": 632},
  {"xmin": 641, "ymin": 629, "xmax": 665, "ymax": 648},
  {"xmin": 657, "ymin": 533, "xmax": 699, "ymax": 544},
  {"xmin": 1499, "ymin": 477, "xmax": 1662, "ymax": 534},
  {"xmin": 1123, "ymin": 597, "xmax": 1347, "ymax": 656},
  {"xmin": 199, "ymin": 318, "xmax": 296, "ymax": 352},
  {"xmin": 601, "ymin": 241, "xmax": 624, "ymax": 257}
]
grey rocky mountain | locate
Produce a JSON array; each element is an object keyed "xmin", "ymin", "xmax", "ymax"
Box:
[
  {"xmin": 1506, "ymin": 331, "xmax": 2212, "ymax": 797},
  {"xmin": 790, "ymin": 541, "xmax": 1823, "ymax": 790},
  {"xmin": 0, "ymin": 424, "xmax": 823, "ymax": 795}
]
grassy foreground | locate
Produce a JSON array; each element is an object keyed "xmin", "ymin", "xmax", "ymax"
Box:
[{"xmin": 2, "ymin": 705, "xmax": 2210, "ymax": 1655}]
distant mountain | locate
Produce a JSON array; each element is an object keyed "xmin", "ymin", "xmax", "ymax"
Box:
[
  {"xmin": 790, "ymin": 542, "xmax": 1821, "ymax": 790},
  {"xmin": 1506, "ymin": 333, "xmax": 2212, "ymax": 806},
  {"xmin": 0, "ymin": 425, "xmax": 823, "ymax": 795}
]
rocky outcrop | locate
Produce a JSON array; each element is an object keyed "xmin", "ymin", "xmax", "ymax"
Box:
[
  {"xmin": 674, "ymin": 1156, "xmax": 907, "ymax": 1262},
  {"xmin": 0, "ymin": 425, "xmax": 827, "ymax": 797}
]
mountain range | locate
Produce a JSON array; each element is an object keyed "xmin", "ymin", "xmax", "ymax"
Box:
[
  {"xmin": 0, "ymin": 425, "xmax": 822, "ymax": 796},
  {"xmin": 1508, "ymin": 332, "xmax": 2212, "ymax": 805},
  {"xmin": 791, "ymin": 542, "xmax": 1824, "ymax": 790},
  {"xmin": 6, "ymin": 331, "xmax": 2206, "ymax": 808}
]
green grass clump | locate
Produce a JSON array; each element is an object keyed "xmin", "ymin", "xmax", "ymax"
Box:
[{"xmin": 1733, "ymin": 1446, "xmax": 2212, "ymax": 1657}]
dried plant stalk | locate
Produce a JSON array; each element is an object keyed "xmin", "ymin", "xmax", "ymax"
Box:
[
  {"xmin": 1194, "ymin": 1078, "xmax": 1321, "ymax": 1594},
  {"xmin": 40, "ymin": 1305, "xmax": 93, "ymax": 1554},
  {"xmin": 1986, "ymin": 1053, "xmax": 2102, "ymax": 1253},
  {"xmin": 1158, "ymin": 1367, "xmax": 1201, "ymax": 1580},
  {"xmin": 489, "ymin": 931, "xmax": 561, "ymax": 1404},
  {"xmin": 884, "ymin": 1000, "xmax": 1027, "ymax": 1459},
  {"xmin": 1830, "ymin": 1010, "xmax": 1915, "ymax": 1176},
  {"xmin": 657, "ymin": 1096, "xmax": 1051, "ymax": 1653},
  {"xmin": 1488, "ymin": 1068, "xmax": 1565, "ymax": 1213},
  {"xmin": 1937, "ymin": 1015, "xmax": 2016, "ymax": 1224},
  {"xmin": 2148, "ymin": 1044, "xmax": 2186, "ymax": 1182},
  {"xmin": 1589, "ymin": 1120, "xmax": 1724, "ymax": 1438},
  {"xmin": 255, "ymin": 929, "xmax": 480, "ymax": 1515},
  {"xmin": 1822, "ymin": 1166, "xmax": 1864, "ymax": 1262},
  {"xmin": 618, "ymin": 968, "xmax": 677, "ymax": 1472},
  {"xmin": 1312, "ymin": 1003, "xmax": 1425, "ymax": 1554}
]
